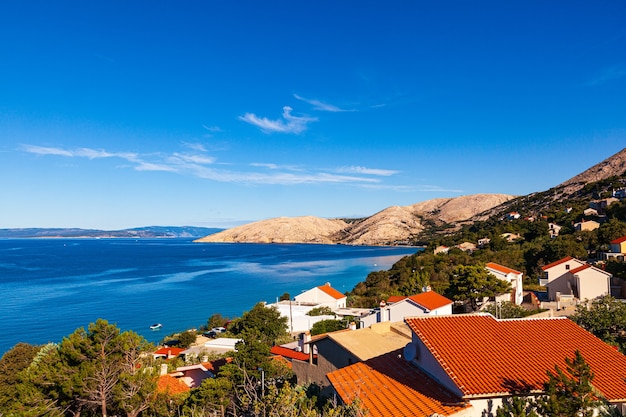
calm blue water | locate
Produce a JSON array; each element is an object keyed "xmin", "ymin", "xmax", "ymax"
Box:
[{"xmin": 0, "ymin": 239, "xmax": 418, "ymax": 354}]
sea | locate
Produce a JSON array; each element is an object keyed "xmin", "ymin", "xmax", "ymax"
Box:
[{"xmin": 0, "ymin": 238, "xmax": 419, "ymax": 355}]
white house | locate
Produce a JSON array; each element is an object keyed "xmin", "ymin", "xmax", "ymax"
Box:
[
  {"xmin": 540, "ymin": 256, "xmax": 586, "ymax": 287},
  {"xmin": 265, "ymin": 300, "xmax": 337, "ymax": 333},
  {"xmin": 485, "ymin": 262, "xmax": 524, "ymax": 305},
  {"xmin": 359, "ymin": 291, "xmax": 453, "ymax": 328},
  {"xmin": 294, "ymin": 283, "xmax": 347, "ymax": 309},
  {"xmin": 552, "ymin": 263, "xmax": 612, "ymax": 302}
]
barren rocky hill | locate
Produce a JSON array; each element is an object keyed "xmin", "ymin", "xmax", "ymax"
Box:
[
  {"xmin": 195, "ymin": 194, "xmax": 515, "ymax": 246},
  {"xmin": 195, "ymin": 216, "xmax": 349, "ymax": 244},
  {"xmin": 558, "ymin": 147, "xmax": 626, "ymax": 195}
]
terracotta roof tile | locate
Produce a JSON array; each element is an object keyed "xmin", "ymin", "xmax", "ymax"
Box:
[
  {"xmin": 541, "ymin": 256, "xmax": 579, "ymax": 271},
  {"xmin": 387, "ymin": 295, "xmax": 408, "ymax": 303},
  {"xmin": 157, "ymin": 374, "xmax": 190, "ymax": 395},
  {"xmin": 317, "ymin": 284, "xmax": 346, "ymax": 300},
  {"xmin": 154, "ymin": 347, "xmax": 186, "ymax": 357},
  {"xmin": 407, "ymin": 291, "xmax": 453, "ymax": 311},
  {"xmin": 486, "ymin": 262, "xmax": 522, "ymax": 275},
  {"xmin": 328, "ymin": 350, "xmax": 470, "ymax": 417},
  {"xmin": 404, "ymin": 315, "xmax": 626, "ymax": 401},
  {"xmin": 270, "ymin": 345, "xmax": 310, "ymax": 361}
]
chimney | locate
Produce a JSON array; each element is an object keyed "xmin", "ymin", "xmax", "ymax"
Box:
[
  {"xmin": 349, "ymin": 322, "xmax": 357, "ymax": 330},
  {"xmin": 160, "ymin": 363, "xmax": 169, "ymax": 376},
  {"xmin": 299, "ymin": 331, "xmax": 311, "ymax": 354}
]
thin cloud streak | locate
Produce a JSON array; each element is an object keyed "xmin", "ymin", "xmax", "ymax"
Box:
[
  {"xmin": 293, "ymin": 94, "xmax": 352, "ymax": 112},
  {"xmin": 239, "ymin": 106, "xmax": 317, "ymax": 134},
  {"xmin": 337, "ymin": 165, "xmax": 399, "ymax": 176},
  {"xmin": 21, "ymin": 144, "xmax": 380, "ymax": 186},
  {"xmin": 20, "ymin": 144, "xmax": 458, "ymax": 190}
]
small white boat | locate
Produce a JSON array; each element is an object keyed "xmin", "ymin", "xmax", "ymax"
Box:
[{"xmin": 150, "ymin": 323, "xmax": 162, "ymax": 330}]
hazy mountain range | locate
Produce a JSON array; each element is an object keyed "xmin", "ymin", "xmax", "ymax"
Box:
[{"xmin": 0, "ymin": 226, "xmax": 222, "ymax": 239}]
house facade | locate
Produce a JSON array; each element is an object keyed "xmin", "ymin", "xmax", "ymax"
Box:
[
  {"xmin": 328, "ymin": 315, "xmax": 626, "ymax": 417},
  {"xmin": 359, "ymin": 291, "xmax": 453, "ymax": 328},
  {"xmin": 569, "ymin": 264, "xmax": 612, "ymax": 301},
  {"xmin": 485, "ymin": 262, "xmax": 523, "ymax": 305},
  {"xmin": 541, "ymin": 256, "xmax": 612, "ymax": 301},
  {"xmin": 574, "ymin": 219, "xmax": 600, "ymax": 232},
  {"xmin": 294, "ymin": 283, "xmax": 347, "ymax": 309}
]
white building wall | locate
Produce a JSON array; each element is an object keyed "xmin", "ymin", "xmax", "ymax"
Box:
[
  {"xmin": 576, "ymin": 270, "xmax": 611, "ymax": 301},
  {"xmin": 294, "ymin": 287, "xmax": 345, "ymax": 309}
]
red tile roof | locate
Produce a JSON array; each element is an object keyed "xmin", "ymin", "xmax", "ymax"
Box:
[
  {"xmin": 610, "ymin": 236, "xmax": 626, "ymax": 244},
  {"xmin": 154, "ymin": 347, "xmax": 186, "ymax": 357},
  {"xmin": 406, "ymin": 291, "xmax": 453, "ymax": 311},
  {"xmin": 157, "ymin": 374, "xmax": 190, "ymax": 395},
  {"xmin": 486, "ymin": 262, "xmax": 522, "ymax": 275},
  {"xmin": 541, "ymin": 256, "xmax": 580, "ymax": 271},
  {"xmin": 270, "ymin": 345, "xmax": 310, "ymax": 361},
  {"xmin": 328, "ymin": 350, "xmax": 471, "ymax": 417},
  {"xmin": 317, "ymin": 284, "xmax": 346, "ymax": 300},
  {"xmin": 570, "ymin": 264, "xmax": 591, "ymax": 274},
  {"xmin": 404, "ymin": 315, "xmax": 626, "ymax": 401},
  {"xmin": 387, "ymin": 295, "xmax": 407, "ymax": 303}
]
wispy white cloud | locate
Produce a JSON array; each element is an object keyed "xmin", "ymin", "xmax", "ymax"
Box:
[
  {"xmin": 21, "ymin": 143, "xmax": 455, "ymax": 191},
  {"xmin": 293, "ymin": 94, "xmax": 352, "ymax": 112},
  {"xmin": 170, "ymin": 153, "xmax": 216, "ymax": 165},
  {"xmin": 336, "ymin": 165, "xmax": 399, "ymax": 176},
  {"xmin": 587, "ymin": 65, "xmax": 626, "ymax": 86},
  {"xmin": 201, "ymin": 124, "xmax": 222, "ymax": 133},
  {"xmin": 250, "ymin": 162, "xmax": 303, "ymax": 172},
  {"xmin": 239, "ymin": 106, "xmax": 317, "ymax": 134},
  {"xmin": 22, "ymin": 145, "xmax": 76, "ymax": 157}
]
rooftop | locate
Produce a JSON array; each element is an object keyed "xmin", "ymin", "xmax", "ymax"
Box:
[
  {"xmin": 541, "ymin": 256, "xmax": 584, "ymax": 271},
  {"xmin": 328, "ymin": 350, "xmax": 471, "ymax": 417},
  {"xmin": 314, "ymin": 321, "xmax": 412, "ymax": 361},
  {"xmin": 404, "ymin": 315, "xmax": 626, "ymax": 401},
  {"xmin": 317, "ymin": 284, "xmax": 346, "ymax": 300},
  {"xmin": 486, "ymin": 262, "xmax": 522, "ymax": 275}
]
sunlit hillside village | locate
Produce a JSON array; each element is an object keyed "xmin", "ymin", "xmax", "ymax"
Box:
[
  {"xmin": 5, "ymin": 190, "xmax": 626, "ymax": 417},
  {"xmin": 137, "ymin": 193, "xmax": 626, "ymax": 417}
]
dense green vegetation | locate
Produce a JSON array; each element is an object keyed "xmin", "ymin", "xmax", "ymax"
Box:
[{"xmin": 0, "ymin": 306, "xmax": 365, "ymax": 417}]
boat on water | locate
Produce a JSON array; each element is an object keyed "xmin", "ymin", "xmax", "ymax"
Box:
[{"xmin": 150, "ymin": 323, "xmax": 162, "ymax": 330}]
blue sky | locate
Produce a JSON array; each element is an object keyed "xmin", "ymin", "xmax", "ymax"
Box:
[{"xmin": 1, "ymin": 1, "xmax": 625, "ymax": 229}]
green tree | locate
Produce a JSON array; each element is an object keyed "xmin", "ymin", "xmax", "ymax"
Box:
[
  {"xmin": 597, "ymin": 218, "xmax": 626, "ymax": 245},
  {"xmin": 279, "ymin": 292, "xmax": 291, "ymax": 301},
  {"xmin": 114, "ymin": 331, "xmax": 158, "ymax": 417},
  {"xmin": 572, "ymin": 295, "xmax": 626, "ymax": 352},
  {"xmin": 206, "ymin": 313, "xmax": 229, "ymax": 330},
  {"xmin": 229, "ymin": 302, "xmax": 288, "ymax": 346},
  {"xmin": 177, "ymin": 330, "xmax": 197, "ymax": 348},
  {"xmin": 0, "ymin": 343, "xmax": 41, "ymax": 412},
  {"xmin": 310, "ymin": 319, "xmax": 346, "ymax": 336},
  {"xmin": 307, "ymin": 306, "xmax": 334, "ymax": 317},
  {"xmin": 535, "ymin": 351, "xmax": 604, "ymax": 417},
  {"xmin": 484, "ymin": 301, "xmax": 538, "ymax": 319},
  {"xmin": 184, "ymin": 377, "xmax": 233, "ymax": 416},
  {"xmin": 496, "ymin": 395, "xmax": 538, "ymax": 417},
  {"xmin": 13, "ymin": 320, "xmax": 157, "ymax": 417},
  {"xmin": 446, "ymin": 264, "xmax": 511, "ymax": 311}
]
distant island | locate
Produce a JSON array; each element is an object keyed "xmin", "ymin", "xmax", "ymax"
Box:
[{"xmin": 0, "ymin": 226, "xmax": 223, "ymax": 239}]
